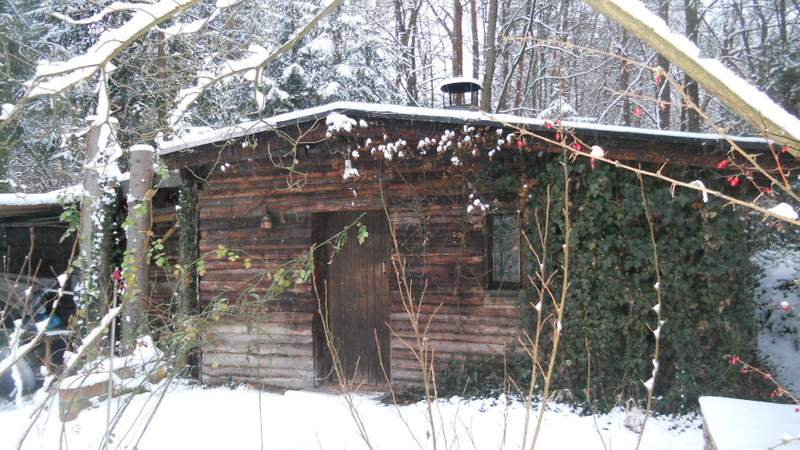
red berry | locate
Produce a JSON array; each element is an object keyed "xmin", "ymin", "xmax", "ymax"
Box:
[
  {"xmin": 728, "ymin": 176, "xmax": 741, "ymax": 187},
  {"xmin": 634, "ymin": 106, "xmax": 642, "ymax": 117},
  {"xmin": 730, "ymin": 355, "xmax": 739, "ymax": 365},
  {"xmin": 716, "ymin": 160, "xmax": 730, "ymax": 170},
  {"xmin": 556, "ymin": 132, "xmax": 561, "ymax": 141}
]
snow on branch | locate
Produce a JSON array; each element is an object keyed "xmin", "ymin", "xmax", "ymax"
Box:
[
  {"xmin": 25, "ymin": 0, "xmax": 200, "ymax": 99},
  {"xmin": 582, "ymin": 0, "xmax": 800, "ymax": 155},
  {"xmin": 159, "ymin": 9, "xmax": 221, "ymax": 38},
  {"xmin": 61, "ymin": 306, "xmax": 123, "ymax": 376},
  {"xmin": 51, "ymin": 3, "xmax": 154, "ymax": 25},
  {"xmin": 166, "ymin": 0, "xmax": 345, "ymax": 129}
]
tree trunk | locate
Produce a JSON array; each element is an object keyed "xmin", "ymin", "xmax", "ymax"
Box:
[
  {"xmin": 480, "ymin": 0, "xmax": 499, "ymax": 111},
  {"xmin": 620, "ymin": 31, "xmax": 631, "ymax": 126},
  {"xmin": 682, "ymin": 0, "xmax": 700, "ymax": 131},
  {"xmin": 656, "ymin": 0, "xmax": 670, "ymax": 130},
  {"xmin": 78, "ymin": 126, "xmax": 114, "ymax": 330},
  {"xmin": 394, "ymin": 0, "xmax": 421, "ymax": 104},
  {"xmin": 452, "ymin": 0, "xmax": 464, "ymax": 105},
  {"xmin": 122, "ymin": 145, "xmax": 154, "ymax": 347},
  {"xmin": 470, "ymin": 0, "xmax": 480, "ymax": 80}
]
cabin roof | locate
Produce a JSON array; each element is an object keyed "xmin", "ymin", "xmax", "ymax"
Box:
[
  {"xmin": 158, "ymin": 101, "xmax": 770, "ymax": 156},
  {"xmin": 0, "ymin": 185, "xmax": 81, "ymax": 221}
]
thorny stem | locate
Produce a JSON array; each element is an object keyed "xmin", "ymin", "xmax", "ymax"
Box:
[
  {"xmin": 520, "ymin": 186, "xmax": 552, "ymax": 450},
  {"xmin": 727, "ymin": 355, "xmax": 800, "ymax": 405},
  {"xmin": 635, "ymin": 172, "xmax": 663, "ymax": 450},
  {"xmin": 530, "ymin": 150, "xmax": 572, "ymax": 450}
]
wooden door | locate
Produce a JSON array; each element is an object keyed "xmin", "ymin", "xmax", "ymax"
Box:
[{"xmin": 320, "ymin": 211, "xmax": 390, "ymax": 385}]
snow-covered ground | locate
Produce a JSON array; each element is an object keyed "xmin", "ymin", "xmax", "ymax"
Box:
[
  {"xmin": 754, "ymin": 249, "xmax": 800, "ymax": 396},
  {"xmin": 0, "ymin": 381, "xmax": 701, "ymax": 450},
  {"xmin": 2, "ymin": 250, "xmax": 796, "ymax": 449}
]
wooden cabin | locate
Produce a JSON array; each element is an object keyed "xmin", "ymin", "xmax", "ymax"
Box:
[
  {"xmin": 158, "ymin": 102, "xmax": 776, "ymax": 390},
  {"xmin": 0, "ymin": 190, "xmax": 76, "ymax": 279}
]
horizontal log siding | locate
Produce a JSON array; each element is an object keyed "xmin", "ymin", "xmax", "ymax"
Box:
[{"xmin": 182, "ymin": 132, "xmax": 521, "ymax": 390}]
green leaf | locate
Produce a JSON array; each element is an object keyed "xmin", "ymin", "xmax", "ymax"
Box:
[{"xmin": 357, "ymin": 222, "xmax": 369, "ymax": 245}]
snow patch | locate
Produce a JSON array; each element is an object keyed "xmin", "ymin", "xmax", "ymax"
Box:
[
  {"xmin": 0, "ymin": 383, "xmax": 703, "ymax": 449},
  {"xmin": 325, "ymin": 112, "xmax": 356, "ymax": 134},
  {"xmin": 0, "ymin": 184, "xmax": 83, "ymax": 207},
  {"xmin": 309, "ymin": 36, "xmax": 334, "ymax": 54},
  {"xmin": 768, "ymin": 203, "xmax": 799, "ymax": 221},
  {"xmin": 590, "ymin": 145, "xmax": 605, "ymax": 158},
  {"xmin": 0, "ymin": 103, "xmax": 14, "ymax": 121},
  {"xmin": 335, "ymin": 64, "xmax": 353, "ymax": 78},
  {"xmin": 700, "ymin": 396, "xmax": 800, "ymax": 449},
  {"xmin": 754, "ymin": 249, "xmax": 800, "ymax": 396}
]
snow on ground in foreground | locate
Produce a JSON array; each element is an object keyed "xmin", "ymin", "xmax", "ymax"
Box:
[
  {"xmin": 0, "ymin": 382, "xmax": 701, "ymax": 450},
  {"xmin": 754, "ymin": 249, "xmax": 800, "ymax": 396}
]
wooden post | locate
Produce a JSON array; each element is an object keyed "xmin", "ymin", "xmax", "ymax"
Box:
[{"xmin": 176, "ymin": 168, "xmax": 198, "ymax": 316}]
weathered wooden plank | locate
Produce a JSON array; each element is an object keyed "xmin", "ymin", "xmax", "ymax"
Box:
[
  {"xmin": 202, "ymin": 353, "xmax": 314, "ymax": 370},
  {"xmin": 202, "ymin": 342, "xmax": 313, "ymax": 357},
  {"xmin": 389, "ymin": 339, "xmax": 511, "ymax": 355},
  {"xmin": 206, "ymin": 332, "xmax": 313, "ymax": 345},
  {"xmin": 206, "ymin": 322, "xmax": 312, "ymax": 336},
  {"xmin": 202, "ymin": 374, "xmax": 314, "ymax": 390}
]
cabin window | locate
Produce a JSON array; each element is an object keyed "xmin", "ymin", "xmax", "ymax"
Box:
[{"xmin": 487, "ymin": 213, "xmax": 521, "ymax": 290}]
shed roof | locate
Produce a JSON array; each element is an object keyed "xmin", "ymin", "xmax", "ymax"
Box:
[
  {"xmin": 0, "ymin": 185, "xmax": 81, "ymax": 221},
  {"xmin": 158, "ymin": 101, "xmax": 769, "ymax": 156}
]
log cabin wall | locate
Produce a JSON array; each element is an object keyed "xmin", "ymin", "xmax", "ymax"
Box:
[{"xmin": 166, "ymin": 119, "xmax": 525, "ymax": 390}]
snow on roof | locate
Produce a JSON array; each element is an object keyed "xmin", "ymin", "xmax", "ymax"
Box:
[
  {"xmin": 0, "ymin": 184, "xmax": 82, "ymax": 207},
  {"xmin": 157, "ymin": 101, "xmax": 769, "ymax": 155}
]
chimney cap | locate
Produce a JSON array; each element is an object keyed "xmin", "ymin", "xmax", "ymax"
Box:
[{"xmin": 439, "ymin": 76, "xmax": 482, "ymax": 94}]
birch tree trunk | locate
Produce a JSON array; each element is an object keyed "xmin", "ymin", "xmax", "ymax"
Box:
[
  {"xmin": 122, "ymin": 145, "xmax": 154, "ymax": 347},
  {"xmin": 78, "ymin": 127, "xmax": 114, "ymax": 330}
]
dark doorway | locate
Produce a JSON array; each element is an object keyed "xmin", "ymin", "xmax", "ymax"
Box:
[{"xmin": 313, "ymin": 211, "xmax": 391, "ymax": 386}]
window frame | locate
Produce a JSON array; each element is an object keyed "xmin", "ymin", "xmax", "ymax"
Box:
[{"xmin": 485, "ymin": 212, "xmax": 522, "ymax": 291}]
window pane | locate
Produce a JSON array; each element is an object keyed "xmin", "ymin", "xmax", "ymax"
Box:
[{"xmin": 492, "ymin": 215, "xmax": 520, "ymax": 284}]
